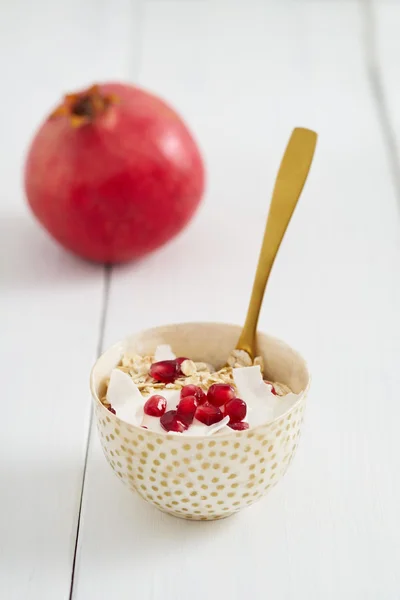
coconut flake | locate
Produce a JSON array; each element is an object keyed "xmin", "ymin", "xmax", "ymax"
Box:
[
  {"xmin": 107, "ymin": 368, "xmax": 143, "ymax": 408},
  {"xmin": 233, "ymin": 365, "xmax": 269, "ymax": 400},
  {"xmin": 106, "ymin": 369, "xmax": 145, "ymax": 426},
  {"xmin": 154, "ymin": 344, "xmax": 176, "ymax": 362},
  {"xmin": 206, "ymin": 415, "xmax": 230, "ymax": 435},
  {"xmin": 233, "ymin": 365, "xmax": 300, "ymax": 426},
  {"xmin": 183, "ymin": 416, "xmax": 230, "ymax": 436},
  {"xmin": 233, "ymin": 365, "xmax": 275, "ymax": 426},
  {"xmin": 214, "ymin": 426, "xmax": 232, "ymax": 436}
]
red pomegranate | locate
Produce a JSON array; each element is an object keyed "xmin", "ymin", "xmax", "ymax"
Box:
[{"xmin": 24, "ymin": 83, "xmax": 205, "ymax": 263}]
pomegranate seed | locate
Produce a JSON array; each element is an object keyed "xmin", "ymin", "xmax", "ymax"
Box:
[
  {"xmin": 141, "ymin": 426, "xmax": 148, "ymax": 429},
  {"xmin": 224, "ymin": 398, "xmax": 247, "ymax": 423},
  {"xmin": 181, "ymin": 384, "xmax": 206, "ymax": 404},
  {"xmin": 160, "ymin": 410, "xmax": 188, "ymax": 433},
  {"xmin": 195, "ymin": 402, "xmax": 223, "ymax": 426},
  {"xmin": 177, "ymin": 395, "xmax": 198, "ymax": 424},
  {"xmin": 228, "ymin": 421, "xmax": 249, "ymax": 431},
  {"xmin": 149, "ymin": 360, "xmax": 179, "ymax": 383},
  {"xmin": 207, "ymin": 383, "xmax": 235, "ymax": 407},
  {"xmin": 108, "ymin": 406, "xmax": 116, "ymax": 415},
  {"xmin": 264, "ymin": 380, "xmax": 277, "ymax": 395},
  {"xmin": 144, "ymin": 394, "xmax": 167, "ymax": 417}
]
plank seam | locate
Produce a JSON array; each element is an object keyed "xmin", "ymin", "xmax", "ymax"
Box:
[
  {"xmin": 68, "ymin": 265, "xmax": 112, "ymax": 600},
  {"xmin": 361, "ymin": 0, "xmax": 400, "ymax": 208}
]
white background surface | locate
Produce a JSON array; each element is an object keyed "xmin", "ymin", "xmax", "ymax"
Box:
[{"xmin": 1, "ymin": 0, "xmax": 400, "ymax": 599}]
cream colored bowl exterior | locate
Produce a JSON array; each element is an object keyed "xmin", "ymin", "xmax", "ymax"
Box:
[{"xmin": 90, "ymin": 323, "xmax": 310, "ymax": 520}]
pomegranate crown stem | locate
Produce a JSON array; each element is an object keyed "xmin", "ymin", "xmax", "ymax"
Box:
[{"xmin": 49, "ymin": 84, "xmax": 119, "ymax": 128}]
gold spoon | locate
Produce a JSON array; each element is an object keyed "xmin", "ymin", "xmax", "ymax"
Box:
[{"xmin": 235, "ymin": 127, "xmax": 318, "ymax": 359}]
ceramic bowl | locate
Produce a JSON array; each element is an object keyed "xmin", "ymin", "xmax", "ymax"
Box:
[{"xmin": 90, "ymin": 322, "xmax": 310, "ymax": 520}]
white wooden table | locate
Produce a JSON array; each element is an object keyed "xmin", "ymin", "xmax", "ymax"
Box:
[{"xmin": 1, "ymin": 1, "xmax": 400, "ymax": 598}]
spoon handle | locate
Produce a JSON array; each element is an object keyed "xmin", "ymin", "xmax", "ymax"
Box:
[{"xmin": 236, "ymin": 127, "xmax": 317, "ymax": 357}]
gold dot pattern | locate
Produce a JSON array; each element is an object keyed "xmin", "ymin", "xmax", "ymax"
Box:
[{"xmin": 94, "ymin": 393, "xmax": 306, "ymax": 521}]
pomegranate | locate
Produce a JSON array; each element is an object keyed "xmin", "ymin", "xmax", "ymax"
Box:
[
  {"xmin": 176, "ymin": 395, "xmax": 198, "ymax": 425},
  {"xmin": 143, "ymin": 395, "xmax": 167, "ymax": 417},
  {"xmin": 149, "ymin": 360, "xmax": 179, "ymax": 384},
  {"xmin": 160, "ymin": 410, "xmax": 188, "ymax": 433},
  {"xmin": 207, "ymin": 384, "xmax": 235, "ymax": 407},
  {"xmin": 228, "ymin": 421, "xmax": 249, "ymax": 431},
  {"xmin": 180, "ymin": 384, "xmax": 206, "ymax": 404},
  {"xmin": 24, "ymin": 83, "xmax": 205, "ymax": 263},
  {"xmin": 195, "ymin": 403, "xmax": 223, "ymax": 426},
  {"xmin": 224, "ymin": 398, "xmax": 247, "ymax": 423}
]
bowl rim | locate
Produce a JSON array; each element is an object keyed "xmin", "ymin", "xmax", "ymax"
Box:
[{"xmin": 90, "ymin": 321, "xmax": 311, "ymax": 440}]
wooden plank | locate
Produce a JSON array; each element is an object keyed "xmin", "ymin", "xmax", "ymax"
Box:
[
  {"xmin": 0, "ymin": 1, "xmax": 134, "ymax": 599},
  {"xmin": 74, "ymin": 1, "xmax": 400, "ymax": 599}
]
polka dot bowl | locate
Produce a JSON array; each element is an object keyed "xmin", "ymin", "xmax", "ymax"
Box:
[{"xmin": 90, "ymin": 322, "xmax": 310, "ymax": 520}]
